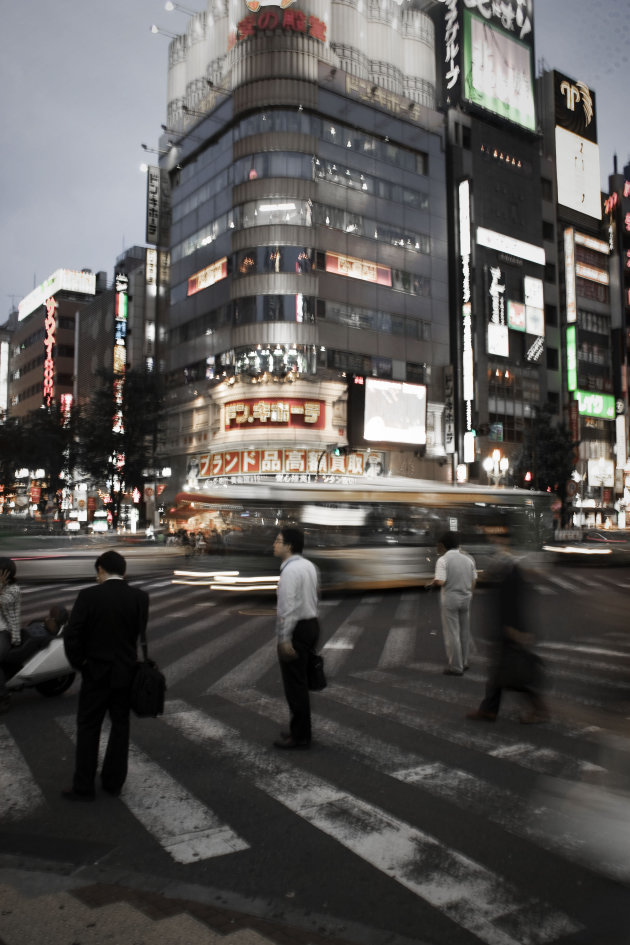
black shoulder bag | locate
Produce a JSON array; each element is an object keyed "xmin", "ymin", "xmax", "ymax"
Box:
[{"xmin": 130, "ymin": 625, "xmax": 166, "ymax": 717}]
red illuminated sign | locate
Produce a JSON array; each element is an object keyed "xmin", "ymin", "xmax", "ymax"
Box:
[
  {"xmin": 196, "ymin": 449, "xmax": 366, "ymax": 478},
  {"xmin": 230, "ymin": 7, "xmax": 326, "ymax": 47},
  {"xmin": 325, "ymin": 252, "xmax": 392, "ymax": 287},
  {"xmin": 224, "ymin": 398, "xmax": 325, "ymax": 430},
  {"xmin": 43, "ymin": 297, "xmax": 57, "ymax": 407}
]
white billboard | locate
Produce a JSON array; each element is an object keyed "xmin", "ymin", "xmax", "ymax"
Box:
[{"xmin": 555, "ymin": 127, "xmax": 602, "ymax": 220}]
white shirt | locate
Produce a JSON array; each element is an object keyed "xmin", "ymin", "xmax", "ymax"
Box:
[
  {"xmin": 434, "ymin": 548, "xmax": 476, "ymax": 597},
  {"xmin": 276, "ymin": 554, "xmax": 319, "ymax": 642}
]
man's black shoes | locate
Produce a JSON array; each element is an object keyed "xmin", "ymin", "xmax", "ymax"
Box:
[
  {"xmin": 61, "ymin": 787, "xmax": 95, "ymax": 802},
  {"xmin": 273, "ymin": 735, "xmax": 310, "ymax": 750}
]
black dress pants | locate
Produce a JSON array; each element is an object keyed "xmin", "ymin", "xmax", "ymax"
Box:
[
  {"xmin": 73, "ymin": 662, "xmax": 133, "ymax": 795},
  {"xmin": 279, "ymin": 618, "xmax": 319, "ymax": 743}
]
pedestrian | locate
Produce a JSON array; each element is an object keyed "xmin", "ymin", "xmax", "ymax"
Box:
[
  {"xmin": 3, "ymin": 604, "xmax": 69, "ymax": 669},
  {"xmin": 0, "ymin": 558, "xmax": 21, "ymax": 714},
  {"xmin": 62, "ymin": 550, "xmax": 149, "ymax": 800},
  {"xmin": 428, "ymin": 531, "xmax": 476, "ymax": 676},
  {"xmin": 272, "ymin": 527, "xmax": 320, "ymax": 750},
  {"xmin": 466, "ymin": 543, "xmax": 549, "ymax": 724}
]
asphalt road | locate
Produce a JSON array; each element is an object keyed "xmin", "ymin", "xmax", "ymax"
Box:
[{"xmin": 2, "ymin": 560, "xmax": 630, "ymax": 945}]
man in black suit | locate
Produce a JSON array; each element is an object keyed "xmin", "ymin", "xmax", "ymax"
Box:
[{"xmin": 62, "ymin": 550, "xmax": 149, "ymax": 800}]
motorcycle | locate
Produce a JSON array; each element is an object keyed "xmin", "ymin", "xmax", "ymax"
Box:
[{"xmin": 4, "ymin": 632, "xmax": 76, "ymax": 698}]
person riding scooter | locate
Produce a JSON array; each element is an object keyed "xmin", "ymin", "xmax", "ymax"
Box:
[
  {"xmin": 2, "ymin": 604, "xmax": 72, "ymax": 703},
  {"xmin": 9, "ymin": 605, "xmax": 69, "ymax": 665}
]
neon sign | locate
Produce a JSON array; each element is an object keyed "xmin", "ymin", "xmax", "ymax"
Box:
[
  {"xmin": 231, "ymin": 7, "xmax": 326, "ymax": 47},
  {"xmin": 43, "ymin": 297, "xmax": 57, "ymax": 407}
]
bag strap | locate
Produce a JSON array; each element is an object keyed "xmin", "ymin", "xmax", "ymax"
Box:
[{"xmin": 139, "ymin": 622, "xmax": 150, "ymax": 662}]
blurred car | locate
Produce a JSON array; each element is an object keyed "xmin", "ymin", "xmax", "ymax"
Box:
[{"xmin": 544, "ymin": 528, "xmax": 630, "ymax": 565}]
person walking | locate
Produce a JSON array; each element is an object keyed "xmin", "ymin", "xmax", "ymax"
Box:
[
  {"xmin": 466, "ymin": 548, "xmax": 549, "ymax": 723},
  {"xmin": 272, "ymin": 527, "xmax": 320, "ymax": 750},
  {"xmin": 430, "ymin": 531, "xmax": 476, "ymax": 676},
  {"xmin": 0, "ymin": 558, "xmax": 21, "ymax": 714},
  {"xmin": 62, "ymin": 550, "xmax": 149, "ymax": 800}
]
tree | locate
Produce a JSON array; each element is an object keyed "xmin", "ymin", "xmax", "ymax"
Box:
[
  {"xmin": 514, "ymin": 405, "xmax": 577, "ymax": 524},
  {"xmin": 0, "ymin": 418, "xmax": 30, "ymax": 513},
  {"xmin": 21, "ymin": 403, "xmax": 81, "ymax": 522},
  {"xmin": 77, "ymin": 369, "xmax": 165, "ymax": 528}
]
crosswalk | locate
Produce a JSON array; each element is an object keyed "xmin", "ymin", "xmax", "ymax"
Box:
[{"xmin": 2, "ymin": 569, "xmax": 630, "ymax": 944}]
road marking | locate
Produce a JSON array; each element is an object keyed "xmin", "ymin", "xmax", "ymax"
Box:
[
  {"xmin": 323, "ymin": 683, "xmax": 594, "ymax": 779},
  {"xmin": 378, "ymin": 596, "xmax": 417, "ymax": 668},
  {"xmin": 163, "ymin": 700, "xmax": 580, "ymax": 945},
  {"xmin": 220, "ymin": 687, "xmax": 612, "ymax": 877},
  {"xmin": 321, "ymin": 599, "xmax": 380, "ymax": 672},
  {"xmin": 57, "ymin": 717, "xmax": 248, "ymax": 864},
  {"xmin": 165, "ymin": 618, "xmax": 265, "ymax": 687},
  {"xmin": 207, "ymin": 634, "xmax": 277, "ymax": 694},
  {"xmin": 0, "ymin": 726, "xmax": 45, "ymax": 819}
]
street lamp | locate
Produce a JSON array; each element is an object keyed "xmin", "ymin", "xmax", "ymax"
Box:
[
  {"xmin": 150, "ymin": 24, "xmax": 179, "ymax": 37},
  {"xmin": 483, "ymin": 449, "xmax": 510, "ymax": 486},
  {"xmin": 165, "ymin": 1, "xmax": 199, "ymax": 14}
]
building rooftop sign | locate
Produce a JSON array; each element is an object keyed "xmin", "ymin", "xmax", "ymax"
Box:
[{"xmin": 18, "ymin": 268, "xmax": 96, "ymax": 321}]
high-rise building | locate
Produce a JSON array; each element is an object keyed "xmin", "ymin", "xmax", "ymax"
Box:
[
  {"xmin": 154, "ymin": 0, "xmax": 451, "ymax": 495},
  {"xmin": 10, "ymin": 270, "xmax": 105, "ymax": 419},
  {"xmin": 431, "ymin": 0, "xmax": 547, "ymax": 484}
]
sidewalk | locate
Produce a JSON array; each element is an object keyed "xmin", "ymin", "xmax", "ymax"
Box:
[{"xmin": 0, "ymin": 855, "xmax": 423, "ymax": 945}]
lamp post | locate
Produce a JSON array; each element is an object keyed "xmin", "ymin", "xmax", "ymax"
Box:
[{"xmin": 482, "ymin": 449, "xmax": 510, "ymax": 487}]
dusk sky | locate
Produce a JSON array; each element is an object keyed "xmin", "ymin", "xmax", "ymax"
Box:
[{"xmin": 1, "ymin": 0, "xmax": 628, "ymax": 320}]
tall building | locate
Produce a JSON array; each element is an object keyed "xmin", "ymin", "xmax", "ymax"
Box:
[
  {"xmin": 537, "ymin": 69, "xmax": 616, "ymax": 523},
  {"xmin": 75, "ymin": 246, "xmax": 162, "ymax": 407},
  {"xmin": 10, "ymin": 270, "xmax": 105, "ymax": 419},
  {"xmin": 154, "ymin": 0, "xmax": 451, "ymax": 495},
  {"xmin": 431, "ymin": 0, "xmax": 547, "ymax": 483}
]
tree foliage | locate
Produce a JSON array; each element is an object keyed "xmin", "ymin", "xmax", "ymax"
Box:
[
  {"xmin": 77, "ymin": 369, "xmax": 165, "ymax": 527},
  {"xmin": 514, "ymin": 406, "xmax": 577, "ymax": 520}
]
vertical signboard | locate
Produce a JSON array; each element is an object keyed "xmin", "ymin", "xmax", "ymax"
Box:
[
  {"xmin": 458, "ymin": 179, "xmax": 475, "ymax": 463},
  {"xmin": 554, "ymin": 71, "xmax": 601, "ymax": 220},
  {"xmin": 145, "ymin": 167, "xmax": 171, "ymax": 246}
]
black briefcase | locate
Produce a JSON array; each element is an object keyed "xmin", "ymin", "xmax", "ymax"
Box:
[{"xmin": 307, "ymin": 651, "xmax": 327, "ymax": 691}]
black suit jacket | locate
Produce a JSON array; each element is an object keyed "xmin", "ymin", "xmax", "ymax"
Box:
[{"xmin": 64, "ymin": 578, "xmax": 149, "ymax": 676}]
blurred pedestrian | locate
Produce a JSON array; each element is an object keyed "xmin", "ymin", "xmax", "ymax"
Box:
[
  {"xmin": 0, "ymin": 558, "xmax": 21, "ymax": 714},
  {"xmin": 466, "ymin": 544, "xmax": 548, "ymax": 723},
  {"xmin": 273, "ymin": 527, "xmax": 320, "ymax": 749},
  {"xmin": 428, "ymin": 531, "xmax": 476, "ymax": 675},
  {"xmin": 62, "ymin": 550, "xmax": 149, "ymax": 800}
]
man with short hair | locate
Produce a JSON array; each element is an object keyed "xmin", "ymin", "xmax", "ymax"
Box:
[
  {"xmin": 273, "ymin": 527, "xmax": 320, "ymax": 749},
  {"xmin": 62, "ymin": 550, "xmax": 149, "ymax": 800},
  {"xmin": 431, "ymin": 531, "xmax": 476, "ymax": 676}
]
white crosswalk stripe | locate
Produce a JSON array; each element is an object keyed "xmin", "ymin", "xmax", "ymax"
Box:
[
  {"xmin": 163, "ymin": 699, "xmax": 580, "ymax": 945},
  {"xmin": 0, "ymin": 725, "xmax": 45, "ymax": 819},
  {"xmin": 56, "ymin": 716, "xmax": 249, "ymax": 864}
]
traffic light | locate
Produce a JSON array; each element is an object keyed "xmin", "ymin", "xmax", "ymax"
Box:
[{"xmin": 333, "ymin": 446, "xmax": 349, "ymax": 456}]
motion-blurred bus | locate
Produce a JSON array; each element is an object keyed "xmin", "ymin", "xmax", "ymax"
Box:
[{"xmin": 168, "ymin": 478, "xmax": 553, "ymax": 590}]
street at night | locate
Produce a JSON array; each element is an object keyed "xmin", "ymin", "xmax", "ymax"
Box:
[{"xmin": 2, "ymin": 553, "xmax": 629, "ymax": 945}]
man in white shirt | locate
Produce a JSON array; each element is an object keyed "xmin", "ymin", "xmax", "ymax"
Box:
[
  {"xmin": 273, "ymin": 527, "xmax": 320, "ymax": 749},
  {"xmin": 431, "ymin": 531, "xmax": 477, "ymax": 676}
]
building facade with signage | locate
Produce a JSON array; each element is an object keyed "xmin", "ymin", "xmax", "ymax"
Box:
[
  {"xmin": 10, "ymin": 270, "xmax": 105, "ymax": 419},
  {"xmin": 538, "ymin": 68, "xmax": 617, "ymax": 520},
  {"xmin": 153, "ymin": 0, "xmax": 451, "ymax": 491},
  {"xmin": 431, "ymin": 0, "xmax": 547, "ymax": 481}
]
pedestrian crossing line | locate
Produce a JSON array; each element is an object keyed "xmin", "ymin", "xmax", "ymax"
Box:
[
  {"xmin": 163, "ymin": 699, "xmax": 580, "ymax": 945},
  {"xmin": 378, "ymin": 597, "xmax": 418, "ymax": 668},
  {"xmin": 0, "ymin": 725, "xmax": 45, "ymax": 820},
  {"xmin": 149, "ymin": 610, "xmax": 236, "ymax": 656},
  {"xmin": 540, "ymin": 641, "xmax": 630, "ymax": 660},
  {"xmin": 220, "ymin": 687, "xmax": 612, "ymax": 876},
  {"xmin": 165, "ymin": 618, "xmax": 267, "ymax": 688},
  {"xmin": 206, "ymin": 631, "xmax": 277, "ymax": 695},
  {"xmin": 322, "ymin": 683, "xmax": 597, "ymax": 780},
  {"xmin": 56, "ymin": 717, "xmax": 249, "ymax": 864},
  {"xmin": 321, "ymin": 600, "xmax": 378, "ymax": 673},
  {"xmin": 356, "ymin": 667, "xmax": 623, "ymax": 737}
]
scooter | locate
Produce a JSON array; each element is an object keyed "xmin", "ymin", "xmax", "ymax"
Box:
[{"xmin": 4, "ymin": 634, "xmax": 76, "ymax": 698}]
